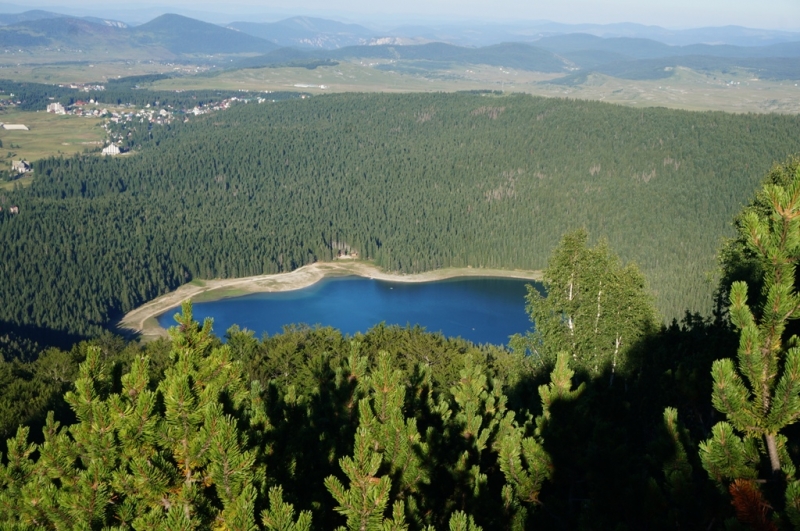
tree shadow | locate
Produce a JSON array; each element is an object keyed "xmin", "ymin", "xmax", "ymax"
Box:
[
  {"xmin": 0, "ymin": 319, "xmax": 87, "ymax": 362},
  {"xmin": 505, "ymin": 312, "xmax": 738, "ymax": 529}
]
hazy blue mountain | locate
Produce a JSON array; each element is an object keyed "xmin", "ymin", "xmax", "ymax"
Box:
[
  {"xmin": 0, "ymin": 12, "xmax": 277, "ymax": 56},
  {"xmin": 81, "ymin": 16, "xmax": 127, "ymax": 28},
  {"xmin": 536, "ymin": 34, "xmax": 800, "ymax": 61},
  {"xmin": 238, "ymin": 41, "xmax": 568, "ymax": 72},
  {"xmin": 558, "ymin": 49, "xmax": 632, "ymax": 69},
  {"xmin": 234, "ymin": 47, "xmax": 337, "ymax": 69},
  {"xmin": 536, "ymin": 34, "xmax": 672, "ymax": 58},
  {"xmin": 233, "ymin": 35, "xmax": 799, "ymax": 79},
  {"xmin": 228, "ymin": 16, "xmax": 375, "ymax": 49},
  {"xmin": 0, "ymin": 25, "xmax": 48, "ymax": 48},
  {"xmin": 0, "ymin": 17, "xmax": 129, "ymax": 49},
  {"xmin": 131, "ymin": 14, "xmax": 277, "ymax": 54},
  {"xmin": 0, "ymin": 9, "xmax": 127, "ymax": 28},
  {"xmin": 387, "ymin": 21, "xmax": 800, "ymax": 48},
  {"xmin": 645, "ymin": 25, "xmax": 800, "ymax": 47},
  {"xmin": 0, "ymin": 9, "xmax": 61, "ymax": 25},
  {"xmin": 548, "ymin": 55, "xmax": 800, "ymax": 84}
]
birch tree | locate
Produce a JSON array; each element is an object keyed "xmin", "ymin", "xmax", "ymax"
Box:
[{"xmin": 521, "ymin": 229, "xmax": 658, "ymax": 383}]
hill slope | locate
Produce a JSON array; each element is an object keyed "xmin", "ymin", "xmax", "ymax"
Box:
[
  {"xmin": 1, "ymin": 92, "xmax": 799, "ymax": 337},
  {"xmin": 130, "ymin": 13, "xmax": 278, "ymax": 54},
  {"xmin": 228, "ymin": 16, "xmax": 375, "ymax": 49},
  {"xmin": 0, "ymin": 12, "xmax": 278, "ymax": 56},
  {"xmin": 238, "ymin": 42, "xmax": 569, "ymax": 72}
]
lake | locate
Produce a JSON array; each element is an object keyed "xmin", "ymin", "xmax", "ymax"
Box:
[{"xmin": 156, "ymin": 276, "xmax": 540, "ymax": 346}]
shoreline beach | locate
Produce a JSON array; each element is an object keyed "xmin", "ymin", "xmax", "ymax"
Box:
[{"xmin": 116, "ymin": 261, "xmax": 542, "ymax": 340}]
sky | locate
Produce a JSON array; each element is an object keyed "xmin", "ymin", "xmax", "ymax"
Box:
[{"xmin": 17, "ymin": 0, "xmax": 800, "ymax": 30}]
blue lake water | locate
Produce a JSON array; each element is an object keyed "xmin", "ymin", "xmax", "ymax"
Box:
[{"xmin": 157, "ymin": 276, "xmax": 541, "ymax": 346}]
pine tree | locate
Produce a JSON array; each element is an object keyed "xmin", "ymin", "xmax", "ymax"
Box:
[
  {"xmin": 700, "ymin": 163, "xmax": 800, "ymax": 524},
  {"xmin": 261, "ymin": 486, "xmax": 312, "ymax": 531},
  {"xmin": 0, "ymin": 302, "xmax": 270, "ymax": 530},
  {"xmin": 324, "ymin": 424, "xmax": 407, "ymax": 531},
  {"xmin": 496, "ymin": 352, "xmax": 583, "ymax": 528}
]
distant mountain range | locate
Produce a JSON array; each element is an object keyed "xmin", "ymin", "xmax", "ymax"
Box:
[
  {"xmin": 134, "ymin": 14, "xmax": 276, "ymax": 55},
  {"xmin": 234, "ymin": 34, "xmax": 800, "ymax": 81},
  {"xmin": 0, "ymin": 9, "xmax": 796, "ymax": 81},
  {"xmin": 225, "ymin": 17, "xmax": 800, "ymax": 50},
  {"xmin": 0, "ymin": 12, "xmax": 277, "ymax": 56},
  {"xmin": 391, "ymin": 22, "xmax": 800, "ymax": 48},
  {"xmin": 0, "ymin": 8, "xmax": 798, "ymax": 49},
  {"xmin": 0, "ymin": 9, "xmax": 127, "ymax": 28},
  {"xmin": 227, "ymin": 17, "xmax": 376, "ymax": 49}
]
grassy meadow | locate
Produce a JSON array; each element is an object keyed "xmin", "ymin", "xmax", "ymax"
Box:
[
  {"xmin": 0, "ymin": 57, "xmax": 794, "ymax": 115},
  {"xmin": 0, "ymin": 109, "xmax": 105, "ymax": 183},
  {"xmin": 145, "ymin": 60, "xmax": 800, "ymax": 114}
]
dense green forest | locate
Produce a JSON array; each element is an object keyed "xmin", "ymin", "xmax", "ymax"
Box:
[
  {"xmin": 0, "ymin": 153, "xmax": 800, "ymax": 531},
  {"xmin": 4, "ymin": 157, "xmax": 800, "ymax": 528},
  {"xmin": 0, "ymin": 309, "xmax": 726, "ymax": 530},
  {"xmin": 0, "ymin": 91, "xmax": 798, "ymax": 338}
]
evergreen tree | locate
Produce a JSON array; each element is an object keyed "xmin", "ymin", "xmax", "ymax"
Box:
[
  {"xmin": 700, "ymin": 163, "xmax": 800, "ymax": 526},
  {"xmin": 0, "ymin": 302, "xmax": 270, "ymax": 529},
  {"xmin": 497, "ymin": 352, "xmax": 583, "ymax": 528}
]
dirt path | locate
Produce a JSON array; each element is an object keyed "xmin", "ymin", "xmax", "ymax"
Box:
[{"xmin": 116, "ymin": 261, "xmax": 542, "ymax": 340}]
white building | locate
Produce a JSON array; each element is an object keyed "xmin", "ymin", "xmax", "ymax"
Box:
[
  {"xmin": 47, "ymin": 102, "xmax": 66, "ymax": 114},
  {"xmin": 2, "ymin": 124, "xmax": 28, "ymax": 130},
  {"xmin": 102, "ymin": 144, "xmax": 121, "ymax": 156},
  {"xmin": 11, "ymin": 160, "xmax": 31, "ymax": 174}
]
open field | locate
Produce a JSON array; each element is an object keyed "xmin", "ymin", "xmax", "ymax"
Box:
[
  {"xmin": 151, "ymin": 60, "xmax": 492, "ymax": 93},
  {"xmin": 0, "ymin": 56, "xmax": 795, "ymax": 114},
  {"xmin": 0, "ymin": 60, "xmax": 199, "ymax": 84},
  {"xmin": 0, "ymin": 109, "xmax": 105, "ymax": 176},
  {"xmin": 149, "ymin": 61, "xmax": 579, "ymax": 94},
  {"xmin": 145, "ymin": 60, "xmax": 800, "ymax": 114},
  {"xmin": 0, "ymin": 48, "xmax": 176, "ymax": 68},
  {"xmin": 537, "ymin": 68, "xmax": 800, "ymax": 114},
  {"xmin": 117, "ymin": 260, "xmax": 542, "ymax": 341},
  {"xmin": 0, "ymin": 172, "xmax": 32, "ymax": 190}
]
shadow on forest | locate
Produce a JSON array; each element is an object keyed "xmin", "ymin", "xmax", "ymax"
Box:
[
  {"xmin": 0, "ymin": 319, "xmax": 87, "ymax": 362},
  {"xmin": 0, "ymin": 311, "xmax": 758, "ymax": 529},
  {"xmin": 227, "ymin": 311, "xmax": 744, "ymax": 529},
  {"xmin": 503, "ymin": 310, "xmax": 739, "ymax": 529}
]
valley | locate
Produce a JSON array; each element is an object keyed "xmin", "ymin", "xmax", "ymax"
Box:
[{"xmin": 1, "ymin": 6, "xmax": 800, "ymax": 528}]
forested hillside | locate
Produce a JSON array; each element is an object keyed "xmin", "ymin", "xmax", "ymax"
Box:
[
  {"xmin": 5, "ymin": 159, "xmax": 800, "ymax": 528},
  {"xmin": 0, "ymin": 301, "xmax": 740, "ymax": 529},
  {"xmin": 1, "ymin": 91, "xmax": 799, "ymax": 337}
]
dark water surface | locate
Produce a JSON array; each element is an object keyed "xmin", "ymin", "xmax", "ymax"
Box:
[{"xmin": 157, "ymin": 276, "xmax": 540, "ymax": 346}]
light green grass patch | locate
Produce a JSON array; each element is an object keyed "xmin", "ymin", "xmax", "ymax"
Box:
[
  {"xmin": 0, "ymin": 110, "xmax": 106, "ymax": 175},
  {"xmin": 150, "ymin": 61, "xmax": 800, "ymax": 114},
  {"xmin": 190, "ymin": 287, "xmax": 250, "ymax": 303},
  {"xmin": 0, "ymin": 172, "xmax": 33, "ymax": 191}
]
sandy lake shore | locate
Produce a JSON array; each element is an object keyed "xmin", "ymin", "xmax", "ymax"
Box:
[{"xmin": 116, "ymin": 261, "xmax": 542, "ymax": 340}]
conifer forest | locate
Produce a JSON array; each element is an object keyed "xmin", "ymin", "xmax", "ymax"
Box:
[
  {"xmin": 2, "ymin": 91, "xmax": 800, "ymax": 337},
  {"xmin": 2, "ymin": 88, "xmax": 800, "ymax": 529}
]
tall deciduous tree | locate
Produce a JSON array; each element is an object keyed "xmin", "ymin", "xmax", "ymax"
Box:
[{"xmin": 519, "ymin": 229, "xmax": 658, "ymax": 383}]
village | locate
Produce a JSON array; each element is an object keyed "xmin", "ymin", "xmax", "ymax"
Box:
[
  {"xmin": 45, "ymin": 92, "xmax": 278, "ymax": 124},
  {"xmin": 1, "ymin": 89, "xmax": 291, "ymax": 201},
  {"xmin": 93, "ymin": 93, "xmax": 284, "ymax": 155}
]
